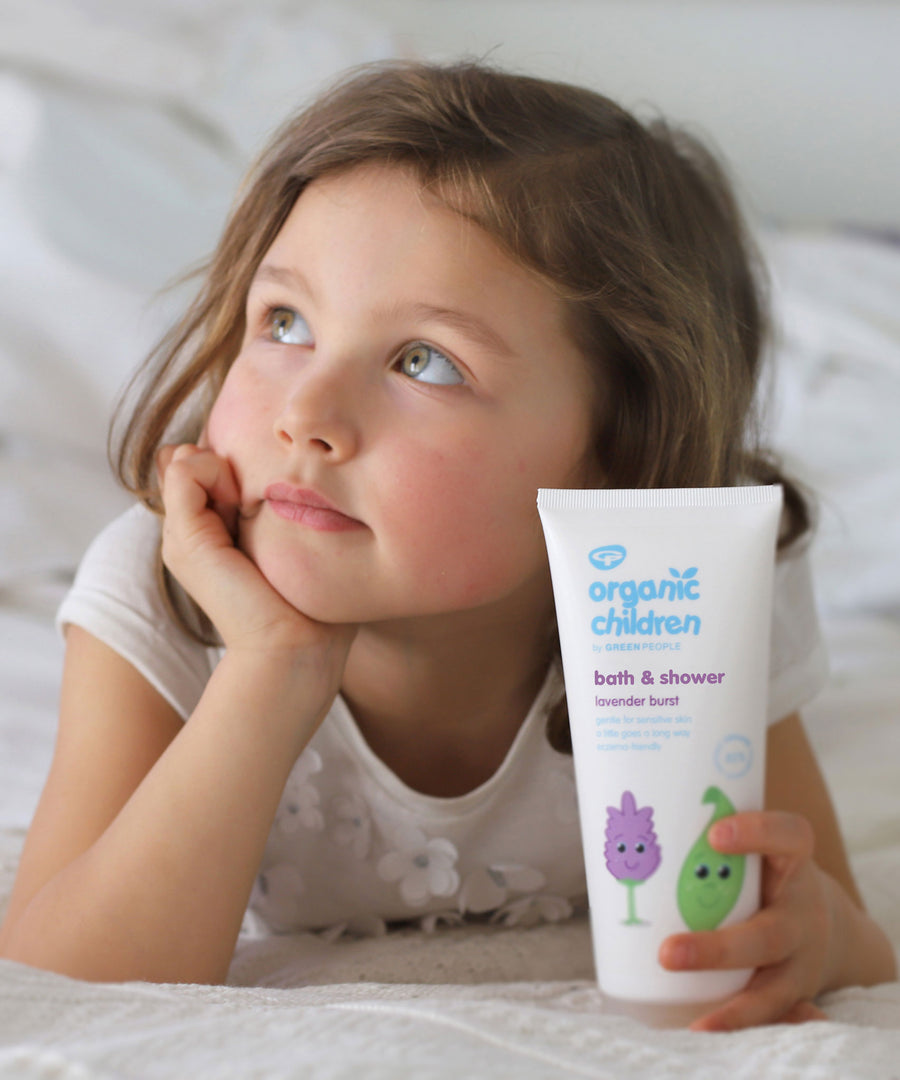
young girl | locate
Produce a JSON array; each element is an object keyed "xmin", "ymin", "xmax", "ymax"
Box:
[{"xmin": 0, "ymin": 60, "xmax": 893, "ymax": 1029}]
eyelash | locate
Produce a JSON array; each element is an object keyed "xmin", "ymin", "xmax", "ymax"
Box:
[{"xmin": 258, "ymin": 305, "xmax": 465, "ymax": 386}]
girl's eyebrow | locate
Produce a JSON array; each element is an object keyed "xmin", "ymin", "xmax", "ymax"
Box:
[
  {"xmin": 250, "ymin": 263, "xmax": 311, "ymax": 294},
  {"xmin": 404, "ymin": 302, "xmax": 514, "ymax": 359},
  {"xmin": 251, "ymin": 263, "xmax": 514, "ymax": 359}
]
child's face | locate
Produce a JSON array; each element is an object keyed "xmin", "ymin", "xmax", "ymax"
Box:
[{"xmin": 205, "ymin": 164, "xmax": 599, "ymax": 627}]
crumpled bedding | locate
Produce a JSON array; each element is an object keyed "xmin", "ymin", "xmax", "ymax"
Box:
[
  {"xmin": 1, "ymin": 832, "xmax": 900, "ymax": 1080},
  {"xmin": 1, "ymin": 941, "xmax": 899, "ymax": 1080}
]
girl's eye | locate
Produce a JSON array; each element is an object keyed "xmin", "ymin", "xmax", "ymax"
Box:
[
  {"xmin": 268, "ymin": 307, "xmax": 313, "ymax": 346},
  {"xmin": 397, "ymin": 343, "xmax": 464, "ymax": 386}
]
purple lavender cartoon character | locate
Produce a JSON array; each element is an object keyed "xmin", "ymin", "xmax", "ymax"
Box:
[{"xmin": 604, "ymin": 791, "xmax": 662, "ymax": 925}]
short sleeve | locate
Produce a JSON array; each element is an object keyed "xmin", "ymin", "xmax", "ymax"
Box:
[
  {"xmin": 56, "ymin": 504, "xmax": 214, "ymax": 721},
  {"xmin": 768, "ymin": 542, "xmax": 829, "ymax": 723}
]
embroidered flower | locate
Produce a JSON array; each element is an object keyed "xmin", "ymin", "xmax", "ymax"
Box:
[
  {"xmin": 491, "ymin": 893, "xmax": 573, "ymax": 928},
  {"xmin": 251, "ymin": 863, "xmax": 306, "ymax": 932},
  {"xmin": 277, "ymin": 748, "xmax": 324, "ymax": 834},
  {"xmin": 330, "ymin": 791, "xmax": 372, "ymax": 859},
  {"xmin": 238, "ymin": 906, "xmax": 271, "ymax": 941},
  {"xmin": 420, "ymin": 909, "xmax": 466, "ymax": 933},
  {"xmin": 458, "ymin": 864, "xmax": 546, "ymax": 914},
  {"xmin": 377, "ymin": 826, "xmax": 460, "ymax": 906},
  {"xmin": 318, "ymin": 913, "xmax": 387, "ymax": 944}
]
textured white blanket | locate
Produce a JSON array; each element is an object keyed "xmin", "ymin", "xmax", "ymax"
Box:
[
  {"xmin": 2, "ymin": 811, "xmax": 898, "ymax": 1079},
  {"xmin": 2, "ymin": 954, "xmax": 900, "ymax": 1080}
]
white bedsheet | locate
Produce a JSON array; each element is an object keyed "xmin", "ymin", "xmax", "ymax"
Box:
[{"xmin": 1, "ymin": 960, "xmax": 900, "ymax": 1080}]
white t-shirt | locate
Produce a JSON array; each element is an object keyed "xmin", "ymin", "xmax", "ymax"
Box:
[{"xmin": 56, "ymin": 504, "xmax": 828, "ymax": 937}]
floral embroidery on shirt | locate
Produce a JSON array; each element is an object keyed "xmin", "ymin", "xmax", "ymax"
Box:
[
  {"xmin": 491, "ymin": 893, "xmax": 573, "ymax": 928},
  {"xmin": 330, "ymin": 791, "xmax": 372, "ymax": 859},
  {"xmin": 419, "ymin": 909, "xmax": 466, "ymax": 933},
  {"xmin": 276, "ymin": 748, "xmax": 324, "ymax": 834},
  {"xmin": 458, "ymin": 864, "xmax": 547, "ymax": 914},
  {"xmin": 251, "ymin": 863, "xmax": 306, "ymax": 932},
  {"xmin": 318, "ymin": 913, "xmax": 387, "ymax": 943},
  {"xmin": 377, "ymin": 826, "xmax": 460, "ymax": 906}
]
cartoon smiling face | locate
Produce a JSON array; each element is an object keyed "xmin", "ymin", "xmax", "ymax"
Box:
[
  {"xmin": 604, "ymin": 791, "xmax": 662, "ymax": 882},
  {"xmin": 676, "ymin": 851, "xmax": 745, "ymax": 930},
  {"xmin": 676, "ymin": 786, "xmax": 746, "ymax": 931}
]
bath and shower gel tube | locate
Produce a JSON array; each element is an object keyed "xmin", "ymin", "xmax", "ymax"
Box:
[{"xmin": 538, "ymin": 486, "xmax": 783, "ymax": 1020}]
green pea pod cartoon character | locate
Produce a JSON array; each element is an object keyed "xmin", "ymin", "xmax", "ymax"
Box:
[{"xmin": 676, "ymin": 786, "xmax": 745, "ymax": 932}]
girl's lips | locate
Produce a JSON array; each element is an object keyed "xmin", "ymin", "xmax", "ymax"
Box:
[{"xmin": 263, "ymin": 483, "xmax": 365, "ymax": 533}]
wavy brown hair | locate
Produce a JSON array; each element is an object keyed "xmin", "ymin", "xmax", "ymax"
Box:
[{"xmin": 112, "ymin": 60, "xmax": 810, "ymax": 749}]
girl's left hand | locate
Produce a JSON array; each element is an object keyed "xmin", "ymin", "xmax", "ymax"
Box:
[{"xmin": 659, "ymin": 810, "xmax": 835, "ymax": 1031}]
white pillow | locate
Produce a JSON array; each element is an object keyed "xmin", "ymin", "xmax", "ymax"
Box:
[
  {"xmin": 763, "ymin": 228, "xmax": 900, "ymax": 620},
  {"xmin": 0, "ymin": 3, "xmax": 395, "ymax": 587}
]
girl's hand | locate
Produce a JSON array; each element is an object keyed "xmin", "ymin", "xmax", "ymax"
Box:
[
  {"xmin": 157, "ymin": 444, "xmax": 356, "ymax": 670},
  {"xmin": 659, "ymin": 810, "xmax": 835, "ymax": 1031}
]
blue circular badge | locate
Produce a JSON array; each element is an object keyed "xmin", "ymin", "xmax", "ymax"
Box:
[{"xmin": 714, "ymin": 735, "xmax": 753, "ymax": 779}]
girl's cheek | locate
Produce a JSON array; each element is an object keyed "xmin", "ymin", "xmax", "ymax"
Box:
[
  {"xmin": 197, "ymin": 419, "xmax": 213, "ymax": 451},
  {"xmin": 204, "ymin": 384, "xmax": 247, "ymax": 457},
  {"xmin": 203, "ymin": 407, "xmax": 227, "ymax": 455}
]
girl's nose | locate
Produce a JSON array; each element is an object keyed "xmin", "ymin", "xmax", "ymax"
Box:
[{"xmin": 273, "ymin": 368, "xmax": 360, "ymax": 462}]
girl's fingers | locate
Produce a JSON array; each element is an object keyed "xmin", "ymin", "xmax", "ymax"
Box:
[
  {"xmin": 156, "ymin": 443, "xmax": 178, "ymax": 478},
  {"xmin": 659, "ymin": 810, "xmax": 834, "ymax": 1032},
  {"xmin": 661, "ymin": 903, "xmax": 799, "ymax": 974},
  {"xmin": 708, "ymin": 811, "xmax": 815, "ymax": 862},
  {"xmin": 688, "ymin": 965, "xmax": 826, "ymax": 1032},
  {"xmin": 710, "ymin": 810, "xmax": 818, "ymax": 907},
  {"xmin": 779, "ymin": 1001, "xmax": 829, "ymax": 1024},
  {"xmin": 158, "ymin": 445, "xmax": 240, "ymax": 538},
  {"xmin": 154, "ymin": 443, "xmax": 356, "ymax": 662}
]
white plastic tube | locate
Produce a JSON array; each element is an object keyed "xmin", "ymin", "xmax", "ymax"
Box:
[{"xmin": 538, "ymin": 486, "xmax": 782, "ymax": 1023}]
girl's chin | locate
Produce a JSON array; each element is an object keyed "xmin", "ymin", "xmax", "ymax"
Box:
[
  {"xmin": 248, "ymin": 553, "xmax": 383, "ymax": 625},
  {"xmin": 256, "ymin": 568, "xmax": 350, "ymax": 624}
]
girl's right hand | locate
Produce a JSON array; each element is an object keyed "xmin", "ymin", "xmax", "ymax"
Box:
[{"xmin": 157, "ymin": 444, "xmax": 356, "ymax": 676}]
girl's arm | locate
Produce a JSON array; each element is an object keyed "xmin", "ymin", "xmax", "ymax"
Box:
[
  {"xmin": 0, "ymin": 447, "xmax": 355, "ymax": 983},
  {"xmin": 660, "ymin": 711, "xmax": 897, "ymax": 1030},
  {"xmin": 0, "ymin": 630, "xmax": 322, "ymax": 982}
]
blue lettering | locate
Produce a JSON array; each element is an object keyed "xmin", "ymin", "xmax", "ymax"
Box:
[
  {"xmin": 587, "ymin": 564, "xmax": 703, "ymax": 638},
  {"xmin": 619, "ymin": 580, "xmax": 638, "ymax": 607}
]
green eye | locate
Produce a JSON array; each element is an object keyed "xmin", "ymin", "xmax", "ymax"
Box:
[
  {"xmin": 398, "ymin": 343, "xmax": 464, "ymax": 386},
  {"xmin": 402, "ymin": 345, "xmax": 430, "ymax": 376},
  {"xmin": 269, "ymin": 307, "xmax": 313, "ymax": 345}
]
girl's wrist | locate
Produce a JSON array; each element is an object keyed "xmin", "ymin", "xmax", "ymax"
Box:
[
  {"xmin": 820, "ymin": 868, "xmax": 897, "ymax": 993},
  {"xmin": 211, "ymin": 643, "xmax": 348, "ymax": 754}
]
